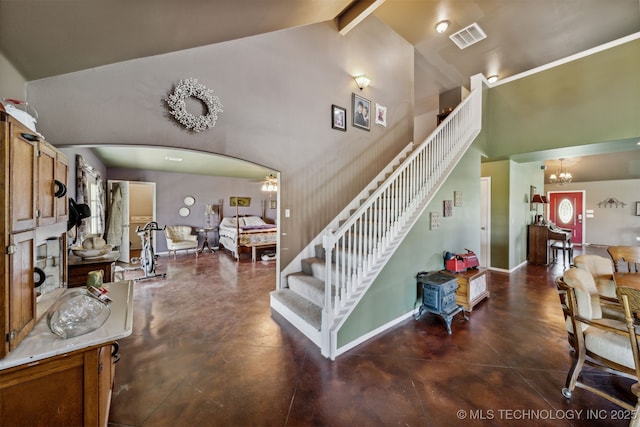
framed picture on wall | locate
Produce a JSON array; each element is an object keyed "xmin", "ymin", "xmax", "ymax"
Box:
[
  {"xmin": 636, "ymin": 201, "xmax": 640, "ymax": 216},
  {"xmin": 352, "ymin": 93, "xmax": 371, "ymax": 131},
  {"xmin": 375, "ymin": 103, "xmax": 387, "ymax": 127},
  {"xmin": 443, "ymin": 200, "xmax": 453, "ymax": 217},
  {"xmin": 230, "ymin": 197, "xmax": 251, "ymax": 207},
  {"xmin": 331, "ymin": 105, "xmax": 346, "ymax": 131}
]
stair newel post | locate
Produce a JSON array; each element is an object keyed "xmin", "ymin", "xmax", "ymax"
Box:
[{"xmin": 321, "ymin": 229, "xmax": 335, "ymax": 358}]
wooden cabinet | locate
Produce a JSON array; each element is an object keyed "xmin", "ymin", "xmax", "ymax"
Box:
[
  {"xmin": 441, "ymin": 268, "xmax": 489, "ymax": 312},
  {"xmin": 55, "ymin": 150, "xmax": 69, "ymax": 223},
  {"xmin": 528, "ymin": 224, "xmax": 549, "ymax": 265},
  {"xmin": 0, "ymin": 342, "xmax": 119, "ymax": 427},
  {"xmin": 7, "ymin": 230, "xmax": 37, "ymax": 353},
  {"xmin": 68, "ymin": 253, "xmax": 119, "ymax": 287},
  {"xmin": 37, "ymin": 140, "xmax": 57, "ymax": 226},
  {"xmin": 1, "ymin": 114, "xmax": 68, "ymax": 359},
  {"xmin": 8, "ymin": 122, "xmax": 38, "ymax": 232}
]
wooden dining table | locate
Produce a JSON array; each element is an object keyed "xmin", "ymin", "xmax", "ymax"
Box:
[{"xmin": 614, "ymin": 272, "xmax": 640, "ymax": 289}]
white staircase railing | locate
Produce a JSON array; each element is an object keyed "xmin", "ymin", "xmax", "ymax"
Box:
[{"xmin": 321, "ymin": 87, "xmax": 482, "ymax": 358}]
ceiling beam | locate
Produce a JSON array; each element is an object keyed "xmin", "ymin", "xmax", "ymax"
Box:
[{"xmin": 334, "ymin": 0, "xmax": 386, "ymax": 36}]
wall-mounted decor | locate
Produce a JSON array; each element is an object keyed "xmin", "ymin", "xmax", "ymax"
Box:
[
  {"xmin": 443, "ymin": 200, "xmax": 453, "ymax": 217},
  {"xmin": 375, "ymin": 103, "xmax": 387, "ymax": 127},
  {"xmin": 430, "ymin": 212, "xmax": 440, "ymax": 230},
  {"xmin": 529, "ymin": 185, "xmax": 536, "ymax": 211},
  {"xmin": 165, "ymin": 78, "xmax": 223, "ymax": 132},
  {"xmin": 179, "ymin": 207, "xmax": 190, "ymax": 217},
  {"xmin": 230, "ymin": 197, "xmax": 251, "ymax": 207},
  {"xmin": 184, "ymin": 196, "xmax": 195, "ymax": 206},
  {"xmin": 597, "ymin": 197, "xmax": 626, "ymax": 208},
  {"xmin": 637, "ymin": 202, "xmax": 640, "ymax": 216},
  {"xmin": 454, "ymin": 191, "xmax": 463, "ymax": 207},
  {"xmin": 352, "ymin": 93, "xmax": 370, "ymax": 131},
  {"xmin": 331, "ymin": 105, "xmax": 346, "ymax": 131},
  {"xmin": 270, "ymin": 200, "xmax": 277, "ymax": 209}
]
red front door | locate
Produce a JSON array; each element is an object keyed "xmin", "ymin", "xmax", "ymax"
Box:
[{"xmin": 548, "ymin": 191, "xmax": 583, "ymax": 244}]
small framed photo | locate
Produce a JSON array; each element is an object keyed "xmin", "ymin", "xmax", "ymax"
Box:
[
  {"xmin": 454, "ymin": 191, "xmax": 463, "ymax": 207},
  {"xmin": 352, "ymin": 93, "xmax": 371, "ymax": 131},
  {"xmin": 269, "ymin": 200, "xmax": 277, "ymax": 209},
  {"xmin": 230, "ymin": 197, "xmax": 251, "ymax": 207},
  {"xmin": 636, "ymin": 201, "xmax": 640, "ymax": 216},
  {"xmin": 443, "ymin": 200, "xmax": 453, "ymax": 217},
  {"xmin": 430, "ymin": 212, "xmax": 440, "ymax": 230},
  {"xmin": 331, "ymin": 104, "xmax": 346, "ymax": 131},
  {"xmin": 375, "ymin": 103, "xmax": 387, "ymax": 127}
]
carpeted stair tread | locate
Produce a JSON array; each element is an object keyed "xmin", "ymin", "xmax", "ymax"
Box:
[
  {"xmin": 287, "ymin": 272, "xmax": 326, "ymax": 307},
  {"xmin": 301, "ymin": 257, "xmax": 324, "ymax": 277},
  {"xmin": 271, "ymin": 289, "xmax": 321, "ymax": 330}
]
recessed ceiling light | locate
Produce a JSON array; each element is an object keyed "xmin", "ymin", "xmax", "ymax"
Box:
[
  {"xmin": 164, "ymin": 156, "xmax": 183, "ymax": 162},
  {"xmin": 435, "ymin": 20, "xmax": 450, "ymax": 33},
  {"xmin": 487, "ymin": 75, "xmax": 499, "ymax": 83}
]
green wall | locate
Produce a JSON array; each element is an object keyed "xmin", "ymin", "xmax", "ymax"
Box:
[
  {"xmin": 338, "ymin": 145, "xmax": 481, "ymax": 347},
  {"xmin": 487, "ymin": 38, "xmax": 640, "ymax": 159},
  {"xmin": 480, "ymin": 160, "xmax": 545, "ymax": 270}
]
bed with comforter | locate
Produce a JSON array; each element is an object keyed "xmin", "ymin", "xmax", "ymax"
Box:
[{"xmin": 218, "ymin": 216, "xmax": 277, "ymax": 261}]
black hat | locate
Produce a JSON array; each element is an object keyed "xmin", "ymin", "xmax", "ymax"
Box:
[{"xmin": 67, "ymin": 198, "xmax": 92, "ymax": 231}]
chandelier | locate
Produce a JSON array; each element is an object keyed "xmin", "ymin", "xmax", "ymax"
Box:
[
  {"xmin": 261, "ymin": 174, "xmax": 278, "ymax": 192},
  {"xmin": 549, "ymin": 158, "xmax": 572, "ymax": 185}
]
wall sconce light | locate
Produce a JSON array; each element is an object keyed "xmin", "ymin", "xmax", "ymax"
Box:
[
  {"xmin": 354, "ymin": 74, "xmax": 371, "ymax": 90},
  {"xmin": 435, "ymin": 20, "xmax": 450, "ymax": 33}
]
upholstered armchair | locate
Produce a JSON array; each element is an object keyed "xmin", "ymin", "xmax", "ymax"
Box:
[
  {"xmin": 557, "ymin": 267, "xmax": 640, "ymax": 420},
  {"xmin": 164, "ymin": 225, "xmax": 198, "ymax": 258},
  {"xmin": 574, "ymin": 254, "xmax": 617, "ymax": 298}
]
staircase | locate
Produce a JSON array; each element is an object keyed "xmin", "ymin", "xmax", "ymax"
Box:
[{"xmin": 271, "ymin": 84, "xmax": 483, "ymax": 360}]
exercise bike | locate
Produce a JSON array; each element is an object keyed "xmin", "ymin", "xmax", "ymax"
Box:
[{"xmin": 131, "ymin": 221, "xmax": 167, "ymax": 281}]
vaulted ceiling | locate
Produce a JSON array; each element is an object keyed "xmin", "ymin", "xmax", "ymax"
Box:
[{"xmin": 2, "ymin": 0, "xmax": 639, "ymax": 181}]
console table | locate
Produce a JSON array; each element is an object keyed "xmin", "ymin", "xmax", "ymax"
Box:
[{"xmin": 416, "ymin": 271, "xmax": 466, "ymax": 334}]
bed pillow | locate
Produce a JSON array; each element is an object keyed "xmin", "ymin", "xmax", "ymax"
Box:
[
  {"xmin": 220, "ymin": 217, "xmax": 237, "ymax": 228},
  {"xmin": 243, "ymin": 216, "xmax": 266, "ymax": 227}
]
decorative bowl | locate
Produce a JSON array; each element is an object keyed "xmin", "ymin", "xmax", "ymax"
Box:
[{"xmin": 71, "ymin": 244, "xmax": 113, "ymax": 258}]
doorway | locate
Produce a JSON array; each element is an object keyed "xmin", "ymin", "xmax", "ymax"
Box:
[
  {"xmin": 547, "ymin": 190, "xmax": 585, "ymax": 245},
  {"xmin": 480, "ymin": 177, "xmax": 491, "ymax": 268},
  {"xmin": 107, "ymin": 180, "xmax": 157, "ymax": 263}
]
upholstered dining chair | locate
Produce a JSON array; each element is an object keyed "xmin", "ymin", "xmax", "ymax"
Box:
[
  {"xmin": 574, "ymin": 254, "xmax": 617, "ymax": 299},
  {"xmin": 164, "ymin": 225, "xmax": 198, "ymax": 258},
  {"xmin": 608, "ymin": 246, "xmax": 640, "ymax": 273},
  {"xmin": 557, "ymin": 267, "xmax": 640, "ymax": 423}
]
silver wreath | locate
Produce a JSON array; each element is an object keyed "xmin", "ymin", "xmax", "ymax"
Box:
[{"xmin": 166, "ymin": 78, "xmax": 223, "ymax": 132}]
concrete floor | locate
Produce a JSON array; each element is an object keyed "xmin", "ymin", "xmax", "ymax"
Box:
[{"xmin": 108, "ymin": 245, "xmax": 634, "ymax": 426}]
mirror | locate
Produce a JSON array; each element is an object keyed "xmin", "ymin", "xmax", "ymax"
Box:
[{"xmin": 76, "ymin": 155, "xmax": 105, "ymax": 237}]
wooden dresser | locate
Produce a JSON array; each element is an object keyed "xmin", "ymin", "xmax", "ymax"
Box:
[{"xmin": 68, "ymin": 252, "xmax": 120, "ymax": 287}]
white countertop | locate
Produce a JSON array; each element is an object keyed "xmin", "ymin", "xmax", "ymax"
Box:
[{"xmin": 0, "ymin": 280, "xmax": 134, "ymax": 371}]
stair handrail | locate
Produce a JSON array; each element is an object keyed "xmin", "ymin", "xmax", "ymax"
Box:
[{"xmin": 321, "ymin": 87, "xmax": 482, "ymax": 358}]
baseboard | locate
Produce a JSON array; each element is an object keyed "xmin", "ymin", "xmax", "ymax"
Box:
[{"xmin": 333, "ymin": 309, "xmax": 419, "ymax": 358}]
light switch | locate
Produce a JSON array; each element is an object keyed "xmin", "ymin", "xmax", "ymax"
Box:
[{"xmin": 285, "ymin": 209, "xmax": 290, "ymax": 218}]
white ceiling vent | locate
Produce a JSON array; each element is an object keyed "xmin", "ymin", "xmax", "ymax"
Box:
[{"xmin": 449, "ymin": 23, "xmax": 486, "ymax": 49}]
